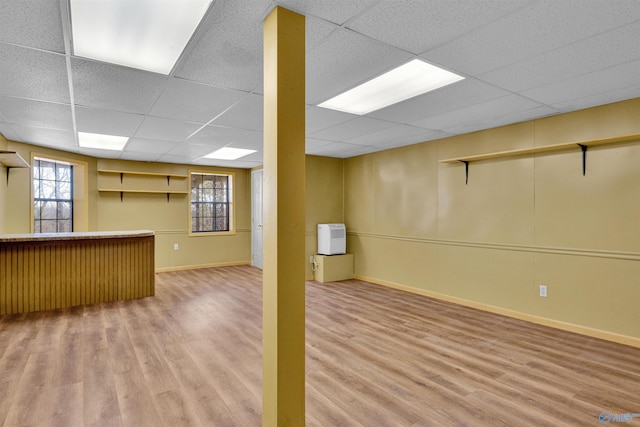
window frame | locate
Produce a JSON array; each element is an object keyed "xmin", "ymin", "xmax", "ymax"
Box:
[
  {"xmin": 32, "ymin": 157, "xmax": 74, "ymax": 233},
  {"xmin": 188, "ymin": 170, "xmax": 236, "ymax": 236},
  {"xmin": 30, "ymin": 153, "xmax": 89, "ymax": 233}
]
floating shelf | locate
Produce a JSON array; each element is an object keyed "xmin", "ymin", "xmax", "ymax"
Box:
[
  {"xmin": 439, "ymin": 132, "xmax": 640, "ymax": 184},
  {"xmin": 97, "ymin": 170, "xmax": 189, "ymax": 202},
  {"xmin": 97, "ymin": 169, "xmax": 187, "ymax": 178},
  {"xmin": 0, "ymin": 150, "xmax": 30, "ymax": 182},
  {"xmin": 98, "ymin": 189, "xmax": 189, "ymax": 194},
  {"xmin": 98, "ymin": 188, "xmax": 189, "ymax": 202}
]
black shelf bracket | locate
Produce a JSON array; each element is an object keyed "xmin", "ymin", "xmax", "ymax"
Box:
[
  {"xmin": 167, "ymin": 175, "xmax": 171, "ymax": 186},
  {"xmin": 120, "ymin": 191, "xmax": 124, "ymax": 202},
  {"xmin": 578, "ymin": 144, "xmax": 587, "ymax": 176},
  {"xmin": 460, "ymin": 160, "xmax": 469, "ymax": 185},
  {"xmin": 167, "ymin": 193, "xmax": 170, "ymax": 203},
  {"xmin": 120, "ymin": 172, "xmax": 124, "ymax": 184}
]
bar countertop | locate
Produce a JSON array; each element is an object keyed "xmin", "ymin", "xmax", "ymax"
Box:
[{"xmin": 0, "ymin": 230, "xmax": 154, "ymax": 243}]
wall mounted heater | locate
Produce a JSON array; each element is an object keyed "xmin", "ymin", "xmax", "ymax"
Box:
[{"xmin": 317, "ymin": 223, "xmax": 346, "ymax": 255}]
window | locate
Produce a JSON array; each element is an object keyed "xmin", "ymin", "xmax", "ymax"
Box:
[
  {"xmin": 33, "ymin": 158, "xmax": 73, "ymax": 233},
  {"xmin": 190, "ymin": 172, "xmax": 234, "ymax": 233}
]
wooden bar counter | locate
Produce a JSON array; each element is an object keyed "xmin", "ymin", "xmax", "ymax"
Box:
[{"xmin": 0, "ymin": 230, "xmax": 155, "ymax": 315}]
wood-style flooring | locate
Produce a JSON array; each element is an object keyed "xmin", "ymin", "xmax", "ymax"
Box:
[{"xmin": 0, "ymin": 265, "xmax": 639, "ymax": 426}]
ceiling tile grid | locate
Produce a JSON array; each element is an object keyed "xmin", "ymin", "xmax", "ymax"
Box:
[
  {"xmin": 345, "ymin": 0, "xmax": 535, "ymax": 54},
  {"xmin": 1, "ymin": 1, "xmax": 640, "ymax": 167},
  {"xmin": 0, "ymin": 0, "xmax": 65, "ymax": 53},
  {"xmin": 149, "ymin": 78, "xmax": 247, "ymax": 124},
  {"xmin": 0, "ymin": 44, "xmax": 70, "ymax": 103},
  {"xmin": 0, "ymin": 96, "xmax": 73, "ymax": 131},
  {"xmin": 71, "ymin": 58, "xmax": 168, "ymax": 114},
  {"xmin": 306, "ymin": 28, "xmax": 413, "ymax": 105},
  {"xmin": 174, "ymin": 0, "xmax": 272, "ymax": 92}
]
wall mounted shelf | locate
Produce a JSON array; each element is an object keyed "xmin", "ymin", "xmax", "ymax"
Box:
[
  {"xmin": 0, "ymin": 150, "xmax": 30, "ymax": 182},
  {"xmin": 97, "ymin": 169, "xmax": 189, "ymax": 201},
  {"xmin": 439, "ymin": 132, "xmax": 640, "ymax": 184}
]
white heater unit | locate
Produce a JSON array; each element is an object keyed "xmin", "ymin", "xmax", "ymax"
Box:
[{"xmin": 317, "ymin": 223, "xmax": 346, "ymax": 255}]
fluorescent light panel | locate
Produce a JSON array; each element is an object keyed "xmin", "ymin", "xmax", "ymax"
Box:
[
  {"xmin": 70, "ymin": 0, "xmax": 212, "ymax": 74},
  {"xmin": 204, "ymin": 147, "xmax": 256, "ymax": 160},
  {"xmin": 78, "ymin": 132, "xmax": 129, "ymax": 151},
  {"xmin": 319, "ymin": 59, "xmax": 465, "ymax": 115}
]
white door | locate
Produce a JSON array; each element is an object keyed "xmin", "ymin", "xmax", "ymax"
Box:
[{"xmin": 251, "ymin": 169, "xmax": 264, "ymax": 269}]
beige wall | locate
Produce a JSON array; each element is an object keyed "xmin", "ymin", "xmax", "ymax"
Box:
[
  {"xmin": 0, "ymin": 133, "xmax": 8, "ymax": 233},
  {"xmin": 305, "ymin": 155, "xmax": 344, "ymax": 277},
  {"xmin": 0, "ymin": 142, "xmax": 252, "ymax": 270},
  {"xmin": 0, "ymin": 141, "xmax": 346, "ymax": 273},
  {"xmin": 344, "ymin": 98, "xmax": 640, "ymax": 341}
]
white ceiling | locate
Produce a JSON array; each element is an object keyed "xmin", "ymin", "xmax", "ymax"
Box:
[{"xmin": 1, "ymin": 0, "xmax": 640, "ymax": 169}]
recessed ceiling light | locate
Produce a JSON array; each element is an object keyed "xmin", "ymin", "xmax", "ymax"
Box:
[
  {"xmin": 318, "ymin": 59, "xmax": 465, "ymax": 115},
  {"xmin": 78, "ymin": 132, "xmax": 129, "ymax": 151},
  {"xmin": 204, "ymin": 147, "xmax": 257, "ymax": 160},
  {"xmin": 70, "ymin": 0, "xmax": 212, "ymax": 74}
]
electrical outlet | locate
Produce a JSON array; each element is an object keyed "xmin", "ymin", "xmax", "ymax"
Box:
[
  {"xmin": 539, "ymin": 285, "xmax": 547, "ymax": 297},
  {"xmin": 173, "ymin": 243, "xmax": 179, "ymax": 251}
]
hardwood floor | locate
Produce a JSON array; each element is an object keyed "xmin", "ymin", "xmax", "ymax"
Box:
[{"xmin": 0, "ymin": 265, "xmax": 638, "ymax": 426}]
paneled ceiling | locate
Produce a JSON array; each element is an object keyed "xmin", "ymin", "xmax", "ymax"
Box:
[{"xmin": 1, "ymin": 0, "xmax": 640, "ymax": 168}]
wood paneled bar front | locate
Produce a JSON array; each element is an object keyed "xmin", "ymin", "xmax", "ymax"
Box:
[{"xmin": 0, "ymin": 230, "xmax": 155, "ymax": 315}]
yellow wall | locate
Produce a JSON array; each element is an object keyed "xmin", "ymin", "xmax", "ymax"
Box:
[
  {"xmin": 0, "ymin": 133, "xmax": 8, "ymax": 233},
  {"xmin": 0, "ymin": 141, "xmax": 252, "ymax": 270},
  {"xmin": 305, "ymin": 155, "xmax": 344, "ymax": 278},
  {"xmin": 344, "ymin": 98, "xmax": 640, "ymax": 341},
  {"xmin": 0, "ymin": 141, "xmax": 346, "ymax": 273},
  {"xmin": 96, "ymin": 159, "xmax": 252, "ymax": 271}
]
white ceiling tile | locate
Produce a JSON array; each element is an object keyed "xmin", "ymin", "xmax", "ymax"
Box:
[
  {"xmin": 344, "ymin": 124, "xmax": 434, "ymax": 147},
  {"xmin": 306, "ymin": 138, "xmax": 334, "ymax": 152},
  {"xmin": 77, "ymin": 147, "xmax": 120, "ymax": 159},
  {"xmin": 227, "ymin": 131, "xmax": 264, "ymax": 150},
  {"xmin": 373, "ymin": 130, "xmax": 450, "ymax": 150},
  {"xmin": 411, "ymin": 95, "xmax": 544, "ymax": 131},
  {"xmin": 149, "ymin": 78, "xmax": 246, "ymax": 124},
  {"xmin": 307, "ymin": 28, "xmax": 413, "ymax": 105},
  {"xmin": 75, "ymin": 106, "xmax": 145, "ymax": 136},
  {"xmin": 135, "ymin": 117, "xmax": 201, "ymax": 142},
  {"xmin": 310, "ymin": 117, "xmax": 398, "ymax": 141},
  {"xmin": 479, "ymin": 20, "xmax": 640, "ymax": 92},
  {"xmin": 124, "ymin": 138, "xmax": 179, "ymax": 155},
  {"xmin": 0, "ymin": 123, "xmax": 21, "ymax": 141},
  {"xmin": 305, "ymin": 15, "xmax": 339, "ymax": 52},
  {"xmin": 193, "ymin": 158, "xmax": 262, "ymax": 169},
  {"xmin": 0, "ymin": 44, "xmax": 69, "ymax": 103},
  {"xmin": 552, "ymin": 85, "xmax": 640, "ymax": 113},
  {"xmin": 71, "ymin": 58, "xmax": 167, "ymax": 113},
  {"xmin": 521, "ymin": 60, "xmax": 640, "ymax": 107},
  {"xmin": 156, "ymin": 154, "xmax": 195, "ymax": 165},
  {"xmin": 0, "ymin": 97, "xmax": 72, "ymax": 131},
  {"xmin": 306, "ymin": 105, "xmax": 358, "ymax": 134},
  {"xmin": 275, "ymin": 0, "xmax": 380, "ymax": 25},
  {"xmin": 118, "ymin": 151, "xmax": 162, "ymax": 162},
  {"xmin": 211, "ymin": 93, "xmax": 263, "ymax": 131},
  {"xmin": 423, "ymin": 0, "xmax": 640, "ymax": 75},
  {"xmin": 306, "ymin": 141, "xmax": 366, "ymax": 156},
  {"xmin": 368, "ymin": 79, "xmax": 508, "ymax": 124},
  {"xmin": 443, "ymin": 105, "xmax": 560, "ymax": 135},
  {"xmin": 187, "ymin": 124, "xmax": 254, "ymax": 147},
  {"xmin": 10, "ymin": 125, "xmax": 76, "ymax": 149},
  {"xmin": 347, "ymin": 0, "xmax": 533, "ymax": 54},
  {"xmin": 0, "ymin": 0, "xmax": 65, "ymax": 53},
  {"xmin": 334, "ymin": 145, "xmax": 382, "ymax": 158},
  {"xmin": 238, "ymin": 151, "xmax": 263, "ymax": 162},
  {"xmin": 167, "ymin": 143, "xmax": 218, "ymax": 158},
  {"xmin": 174, "ymin": 0, "xmax": 272, "ymax": 92}
]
